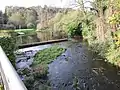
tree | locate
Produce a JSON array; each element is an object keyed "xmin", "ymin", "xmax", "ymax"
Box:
[
  {"xmin": 27, "ymin": 23, "xmax": 35, "ymax": 29},
  {"xmin": 9, "ymin": 12, "xmax": 25, "ymax": 29},
  {"xmin": 0, "ymin": 11, "xmax": 4, "ymax": 24},
  {"xmin": 25, "ymin": 9, "xmax": 37, "ymax": 27},
  {"xmin": 3, "ymin": 13, "xmax": 8, "ymax": 24},
  {"xmin": 74, "ymin": 0, "xmax": 109, "ymax": 42},
  {"xmin": 47, "ymin": 10, "xmax": 82, "ymax": 37},
  {"xmin": 92, "ymin": 0, "xmax": 109, "ymax": 42}
]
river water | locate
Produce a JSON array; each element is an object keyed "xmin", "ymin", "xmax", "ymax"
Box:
[
  {"xmin": 16, "ymin": 31, "xmax": 67, "ymax": 45},
  {"xmin": 16, "ymin": 41, "xmax": 120, "ymax": 90}
]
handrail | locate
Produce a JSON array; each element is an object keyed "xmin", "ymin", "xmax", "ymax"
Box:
[{"xmin": 0, "ymin": 46, "xmax": 27, "ymax": 90}]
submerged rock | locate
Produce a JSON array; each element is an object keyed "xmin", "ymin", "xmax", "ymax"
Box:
[
  {"xmin": 15, "ymin": 41, "xmax": 120, "ymax": 90},
  {"xmin": 16, "ymin": 56, "xmax": 28, "ymax": 63},
  {"xmin": 16, "ymin": 62, "xmax": 30, "ymax": 69}
]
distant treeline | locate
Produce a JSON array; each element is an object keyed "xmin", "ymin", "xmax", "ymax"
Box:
[{"xmin": 0, "ymin": 6, "xmax": 72, "ymax": 30}]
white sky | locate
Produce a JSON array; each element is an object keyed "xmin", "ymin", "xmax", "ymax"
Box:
[
  {"xmin": 0, "ymin": 0, "xmax": 71, "ymax": 12},
  {"xmin": 0, "ymin": 0, "xmax": 91, "ymax": 12}
]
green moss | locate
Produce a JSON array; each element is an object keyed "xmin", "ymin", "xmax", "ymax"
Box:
[
  {"xmin": 30, "ymin": 46, "xmax": 66, "ymax": 80},
  {"xmin": 33, "ymin": 46, "xmax": 66, "ymax": 66},
  {"xmin": 23, "ymin": 46, "xmax": 66, "ymax": 89}
]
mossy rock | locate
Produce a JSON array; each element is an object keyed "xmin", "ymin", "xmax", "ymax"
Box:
[
  {"xmin": 23, "ymin": 46, "xmax": 66, "ymax": 89},
  {"xmin": 33, "ymin": 46, "xmax": 66, "ymax": 66},
  {"xmin": 33, "ymin": 64, "xmax": 48, "ymax": 78},
  {"xmin": 32, "ymin": 46, "xmax": 66, "ymax": 78}
]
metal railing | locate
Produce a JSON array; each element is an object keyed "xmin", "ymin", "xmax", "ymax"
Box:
[{"xmin": 0, "ymin": 46, "xmax": 27, "ymax": 90}]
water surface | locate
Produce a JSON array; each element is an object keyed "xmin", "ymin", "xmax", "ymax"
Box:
[{"xmin": 16, "ymin": 41, "xmax": 120, "ymax": 90}]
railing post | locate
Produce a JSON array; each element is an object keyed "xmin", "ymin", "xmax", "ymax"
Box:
[{"xmin": 0, "ymin": 46, "xmax": 27, "ymax": 90}]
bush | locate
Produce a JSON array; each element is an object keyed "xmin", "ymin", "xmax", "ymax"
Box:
[
  {"xmin": 0, "ymin": 24, "xmax": 15, "ymax": 30},
  {"xmin": 89, "ymin": 38, "xmax": 120, "ymax": 66},
  {"xmin": 27, "ymin": 23, "xmax": 35, "ymax": 29},
  {"xmin": 68, "ymin": 23, "xmax": 82, "ymax": 37},
  {"xmin": 33, "ymin": 64, "xmax": 48, "ymax": 79},
  {"xmin": 53, "ymin": 30, "xmax": 67, "ymax": 39},
  {"xmin": 21, "ymin": 65, "xmax": 50, "ymax": 90},
  {"xmin": 23, "ymin": 75, "xmax": 34, "ymax": 89},
  {"xmin": 0, "ymin": 35, "xmax": 17, "ymax": 66},
  {"xmin": 48, "ymin": 10, "xmax": 83, "ymax": 37},
  {"xmin": 90, "ymin": 42, "xmax": 107, "ymax": 57}
]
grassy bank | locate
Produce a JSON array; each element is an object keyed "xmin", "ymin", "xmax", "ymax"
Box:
[
  {"xmin": 0, "ymin": 29, "xmax": 36, "ymax": 37},
  {"xmin": 88, "ymin": 40, "xmax": 120, "ymax": 67},
  {"xmin": 15, "ymin": 29, "xmax": 36, "ymax": 35},
  {"xmin": 0, "ymin": 29, "xmax": 35, "ymax": 32}
]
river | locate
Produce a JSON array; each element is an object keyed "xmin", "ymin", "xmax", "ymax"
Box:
[{"xmin": 16, "ymin": 41, "xmax": 120, "ymax": 90}]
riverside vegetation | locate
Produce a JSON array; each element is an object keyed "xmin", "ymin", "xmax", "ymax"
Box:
[
  {"xmin": 0, "ymin": 0, "xmax": 120, "ymax": 89},
  {"xmin": 18, "ymin": 46, "xmax": 66, "ymax": 90}
]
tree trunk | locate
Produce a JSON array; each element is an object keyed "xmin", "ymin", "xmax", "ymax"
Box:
[
  {"xmin": 109, "ymin": 0, "xmax": 117, "ymax": 32},
  {"xmin": 96, "ymin": 10, "xmax": 106, "ymax": 42}
]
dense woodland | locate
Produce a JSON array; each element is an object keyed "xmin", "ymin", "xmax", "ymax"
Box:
[{"xmin": 0, "ymin": 6, "xmax": 71, "ymax": 29}]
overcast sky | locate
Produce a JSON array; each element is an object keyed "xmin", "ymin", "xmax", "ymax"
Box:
[
  {"xmin": 0, "ymin": 0, "xmax": 91, "ymax": 12},
  {"xmin": 0, "ymin": 0, "xmax": 72, "ymax": 11}
]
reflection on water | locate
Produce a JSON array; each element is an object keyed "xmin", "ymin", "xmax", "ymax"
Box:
[
  {"xmin": 17, "ymin": 31, "xmax": 67, "ymax": 44},
  {"xmin": 17, "ymin": 34, "xmax": 40, "ymax": 44},
  {"xmin": 91, "ymin": 60, "xmax": 120, "ymax": 90},
  {"xmin": 16, "ymin": 41, "xmax": 120, "ymax": 90},
  {"xmin": 48, "ymin": 42, "xmax": 120, "ymax": 90}
]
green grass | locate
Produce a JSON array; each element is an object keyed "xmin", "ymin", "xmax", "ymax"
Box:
[
  {"xmin": 14, "ymin": 29, "xmax": 36, "ymax": 35},
  {"xmin": 20, "ymin": 46, "xmax": 66, "ymax": 90},
  {"xmin": 25, "ymin": 46, "xmax": 66, "ymax": 86},
  {"xmin": 0, "ymin": 29, "xmax": 34, "ymax": 31},
  {"xmin": 15, "ymin": 29, "xmax": 34, "ymax": 31},
  {"xmin": 0, "ymin": 29, "xmax": 36, "ymax": 37},
  {"xmin": 14, "ymin": 29, "xmax": 35, "ymax": 32},
  {"xmin": 33, "ymin": 46, "xmax": 66, "ymax": 66}
]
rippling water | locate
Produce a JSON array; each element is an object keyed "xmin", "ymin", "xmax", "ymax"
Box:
[{"xmin": 16, "ymin": 41, "xmax": 120, "ymax": 90}]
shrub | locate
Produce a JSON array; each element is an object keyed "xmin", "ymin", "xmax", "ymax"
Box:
[
  {"xmin": 33, "ymin": 64, "xmax": 48, "ymax": 79},
  {"xmin": 21, "ymin": 65, "xmax": 50, "ymax": 90},
  {"xmin": 113, "ymin": 30, "xmax": 120, "ymax": 47},
  {"xmin": 23, "ymin": 75, "xmax": 34, "ymax": 90},
  {"xmin": 67, "ymin": 22, "xmax": 82, "ymax": 37},
  {"xmin": 89, "ymin": 38, "xmax": 120, "ymax": 66},
  {"xmin": 48, "ymin": 10, "xmax": 83, "ymax": 37},
  {"xmin": 0, "ymin": 24, "xmax": 15, "ymax": 30},
  {"xmin": 0, "ymin": 35, "xmax": 17, "ymax": 66},
  {"xmin": 27, "ymin": 23, "xmax": 35, "ymax": 29}
]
